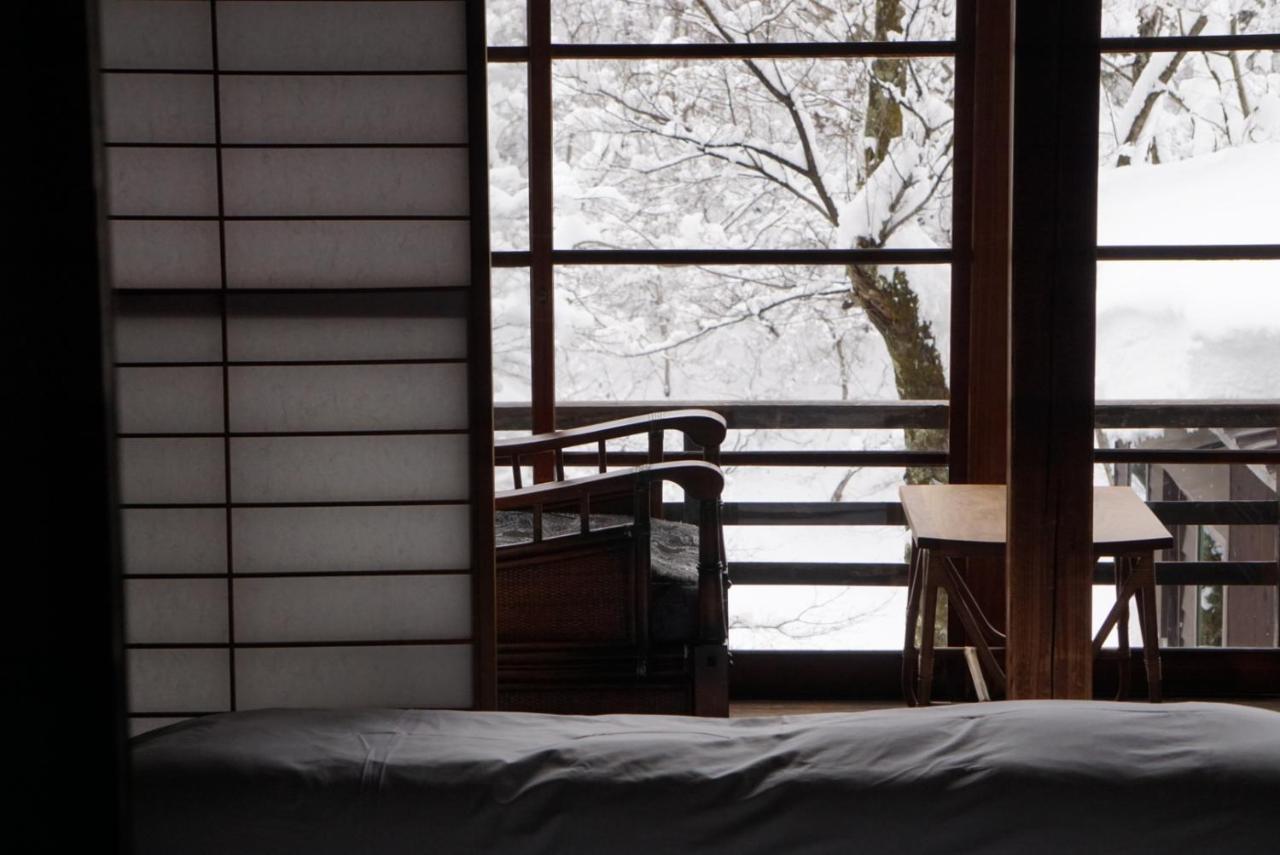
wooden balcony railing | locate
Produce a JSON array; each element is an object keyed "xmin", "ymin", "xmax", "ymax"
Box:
[{"xmin": 495, "ymin": 400, "xmax": 1280, "ymax": 588}]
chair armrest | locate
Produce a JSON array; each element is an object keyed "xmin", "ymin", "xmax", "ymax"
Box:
[
  {"xmin": 495, "ymin": 460, "xmax": 724, "ymax": 510},
  {"xmin": 494, "ymin": 409, "xmax": 726, "ymax": 459}
]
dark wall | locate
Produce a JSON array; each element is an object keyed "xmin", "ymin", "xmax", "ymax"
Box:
[{"xmin": 12, "ymin": 2, "xmax": 128, "ymax": 850}]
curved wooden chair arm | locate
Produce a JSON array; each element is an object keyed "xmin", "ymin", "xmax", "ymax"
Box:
[
  {"xmin": 495, "ymin": 461, "xmax": 724, "ymax": 510},
  {"xmin": 494, "ymin": 409, "xmax": 726, "ymax": 458}
]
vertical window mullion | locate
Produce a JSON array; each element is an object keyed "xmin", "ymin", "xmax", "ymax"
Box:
[{"xmin": 528, "ymin": 0, "xmax": 555, "ymax": 477}]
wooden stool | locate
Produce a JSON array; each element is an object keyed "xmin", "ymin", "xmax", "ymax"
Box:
[{"xmin": 900, "ymin": 485, "xmax": 1174, "ymax": 705}]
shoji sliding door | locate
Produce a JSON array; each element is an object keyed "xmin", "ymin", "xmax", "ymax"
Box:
[{"xmin": 100, "ymin": 0, "xmax": 493, "ymax": 735}]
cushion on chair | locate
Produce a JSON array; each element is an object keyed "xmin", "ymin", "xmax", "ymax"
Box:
[{"xmin": 496, "ymin": 511, "xmax": 700, "ymax": 643}]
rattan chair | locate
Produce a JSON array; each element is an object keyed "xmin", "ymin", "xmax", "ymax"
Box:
[{"xmin": 494, "ymin": 410, "xmax": 729, "ymax": 716}]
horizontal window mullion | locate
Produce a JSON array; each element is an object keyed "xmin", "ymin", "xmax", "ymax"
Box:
[
  {"xmin": 108, "ymin": 214, "xmax": 469, "ymax": 222},
  {"xmin": 1100, "ymin": 33, "xmax": 1280, "ymax": 53},
  {"xmin": 113, "ymin": 285, "xmax": 471, "ymax": 297},
  {"xmin": 125, "ymin": 638, "xmax": 473, "ymax": 650},
  {"xmin": 100, "ymin": 68, "xmax": 468, "ymax": 77},
  {"xmin": 105, "ymin": 142, "xmax": 468, "ymax": 150},
  {"xmin": 121, "ymin": 500, "xmax": 468, "ymax": 510},
  {"xmin": 1094, "ymin": 449, "xmax": 1280, "ymax": 465},
  {"xmin": 490, "ymin": 42, "xmax": 956, "ymax": 62},
  {"xmin": 550, "ymin": 248, "xmax": 953, "ymax": 266},
  {"xmin": 550, "ymin": 41, "xmax": 956, "ymax": 60},
  {"xmin": 728, "ymin": 560, "xmax": 1278, "ymax": 586},
  {"xmin": 556, "ymin": 450, "xmax": 945, "ymax": 468},
  {"xmin": 1098, "ymin": 245, "xmax": 1280, "ymax": 262},
  {"xmin": 115, "ymin": 358, "xmax": 468, "ymax": 368},
  {"xmin": 118, "ymin": 429, "xmax": 468, "ymax": 440},
  {"xmin": 1095, "ymin": 400, "xmax": 1280, "ymax": 428}
]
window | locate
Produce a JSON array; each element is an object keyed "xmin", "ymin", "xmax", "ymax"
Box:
[
  {"xmin": 489, "ymin": 0, "xmax": 961, "ymax": 653},
  {"xmin": 1094, "ymin": 0, "xmax": 1279, "ymax": 650}
]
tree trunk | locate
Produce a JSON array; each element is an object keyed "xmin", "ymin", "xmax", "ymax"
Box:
[
  {"xmin": 845, "ymin": 261, "xmax": 948, "ymax": 482},
  {"xmin": 847, "ymin": 0, "xmax": 948, "ymax": 484}
]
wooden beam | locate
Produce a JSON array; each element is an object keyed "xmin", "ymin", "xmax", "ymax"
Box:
[
  {"xmin": 466, "ymin": 0, "xmax": 496, "ymax": 710},
  {"xmin": 527, "ymin": 0, "xmax": 555, "ymax": 479},
  {"xmin": 1007, "ymin": 0, "xmax": 1102, "ymax": 699},
  {"xmin": 950, "ymin": 0, "xmax": 1014, "ymax": 645}
]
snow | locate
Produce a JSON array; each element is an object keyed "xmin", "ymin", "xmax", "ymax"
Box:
[{"xmin": 1096, "ymin": 143, "xmax": 1280, "ymax": 400}]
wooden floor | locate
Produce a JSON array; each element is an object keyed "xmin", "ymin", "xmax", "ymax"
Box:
[{"xmin": 730, "ymin": 697, "xmax": 1280, "ymax": 717}]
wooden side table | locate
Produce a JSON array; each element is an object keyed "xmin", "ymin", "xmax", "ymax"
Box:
[{"xmin": 899, "ymin": 485, "xmax": 1174, "ymax": 705}]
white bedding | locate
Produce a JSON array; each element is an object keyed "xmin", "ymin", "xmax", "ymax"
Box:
[{"xmin": 131, "ymin": 700, "xmax": 1280, "ymax": 854}]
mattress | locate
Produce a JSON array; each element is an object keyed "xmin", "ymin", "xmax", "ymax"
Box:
[{"xmin": 131, "ymin": 701, "xmax": 1280, "ymax": 855}]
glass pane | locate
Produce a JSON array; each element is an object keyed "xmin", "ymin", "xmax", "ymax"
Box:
[
  {"xmin": 729, "ymin": 521, "xmax": 912, "ymax": 650},
  {"xmin": 489, "ymin": 63, "xmax": 530, "ymax": 250},
  {"xmin": 553, "ymin": 0, "xmax": 957, "ymax": 43},
  {"xmin": 1102, "ymin": 1, "xmax": 1280, "ymax": 38},
  {"xmin": 1096, "ymin": 261, "xmax": 1280, "ymax": 400},
  {"xmin": 1098, "ymin": 49, "xmax": 1280, "ymax": 244},
  {"xmin": 554, "ymin": 264, "xmax": 951, "ymax": 401},
  {"xmin": 730, "ymin": 584, "xmax": 908, "ymax": 650},
  {"xmin": 552, "ymin": 57, "xmax": 954, "ymax": 249},
  {"xmin": 493, "ymin": 268, "xmax": 532, "ymax": 402},
  {"xmin": 488, "ymin": 0, "xmax": 526, "ymax": 45}
]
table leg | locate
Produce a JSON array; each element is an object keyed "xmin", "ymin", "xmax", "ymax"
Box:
[
  {"xmin": 917, "ymin": 551, "xmax": 940, "ymax": 706},
  {"xmin": 940, "ymin": 557, "xmax": 1006, "ymax": 697},
  {"xmin": 1133, "ymin": 553, "xmax": 1162, "ymax": 702},
  {"xmin": 902, "ymin": 546, "xmax": 924, "ymax": 707},
  {"xmin": 1115, "ymin": 556, "xmax": 1131, "ymax": 701}
]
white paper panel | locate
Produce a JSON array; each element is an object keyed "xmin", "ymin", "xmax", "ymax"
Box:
[
  {"xmin": 129, "ymin": 717, "xmax": 190, "ymax": 737},
  {"xmin": 100, "ymin": 0, "xmax": 212, "ymax": 70},
  {"xmin": 118, "ymin": 438, "xmax": 225, "ymax": 504},
  {"xmin": 216, "ymin": 1, "xmax": 466, "ymax": 71},
  {"xmin": 227, "ymin": 303, "xmax": 466, "ymax": 362},
  {"xmin": 230, "ymin": 435, "xmax": 468, "ymax": 503},
  {"xmin": 234, "ymin": 644, "xmax": 472, "ymax": 709},
  {"xmin": 107, "ymin": 148, "xmax": 219, "ymax": 217},
  {"xmin": 126, "ymin": 579, "xmax": 228, "ymax": 644},
  {"xmin": 114, "ymin": 295, "xmax": 223, "ymax": 362},
  {"xmin": 224, "ymin": 220, "xmax": 470, "ymax": 289},
  {"xmin": 128, "ymin": 649, "xmax": 230, "ymax": 712},
  {"xmin": 232, "ymin": 505, "xmax": 469, "ymax": 573},
  {"xmin": 234, "ymin": 575, "xmax": 470, "ymax": 643},
  {"xmin": 221, "ymin": 148, "xmax": 469, "ymax": 217},
  {"xmin": 117, "ymin": 367, "xmax": 224, "ymax": 433},
  {"xmin": 103, "ymin": 73, "xmax": 215, "ymax": 143},
  {"xmin": 122, "ymin": 508, "xmax": 227, "ymax": 575},
  {"xmin": 228, "ymin": 364, "xmax": 466, "ymax": 432},
  {"xmin": 109, "ymin": 220, "xmax": 223, "ymax": 289},
  {"xmin": 219, "ymin": 75, "xmax": 467, "ymax": 144}
]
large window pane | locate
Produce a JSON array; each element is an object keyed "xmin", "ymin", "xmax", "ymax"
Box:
[
  {"xmin": 552, "ymin": 57, "xmax": 954, "ymax": 249},
  {"xmin": 1102, "ymin": 1, "xmax": 1279, "ymax": 38},
  {"xmin": 1096, "ymin": 261, "xmax": 1280, "ymax": 400},
  {"xmin": 553, "ymin": 0, "xmax": 957, "ymax": 43},
  {"xmin": 1099, "ymin": 48, "xmax": 1280, "ymax": 245},
  {"xmin": 489, "ymin": 63, "xmax": 530, "ymax": 250},
  {"xmin": 730, "ymin": 584, "xmax": 908, "ymax": 650},
  {"xmin": 554, "ymin": 264, "xmax": 951, "ymax": 401},
  {"xmin": 488, "ymin": 0, "xmax": 526, "ymax": 46},
  {"xmin": 493, "ymin": 268, "xmax": 532, "ymax": 402}
]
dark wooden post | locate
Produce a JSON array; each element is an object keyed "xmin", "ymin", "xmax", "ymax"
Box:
[
  {"xmin": 1007, "ymin": 0, "xmax": 1102, "ymax": 699},
  {"xmin": 950, "ymin": 0, "xmax": 1014, "ymax": 645},
  {"xmin": 528, "ymin": 0, "xmax": 556, "ymax": 481}
]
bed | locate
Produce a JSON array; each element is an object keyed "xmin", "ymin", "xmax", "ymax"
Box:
[{"xmin": 130, "ymin": 700, "xmax": 1279, "ymax": 854}]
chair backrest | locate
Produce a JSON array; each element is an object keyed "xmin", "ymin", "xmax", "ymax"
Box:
[{"xmin": 494, "ymin": 409, "xmax": 727, "ymax": 520}]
